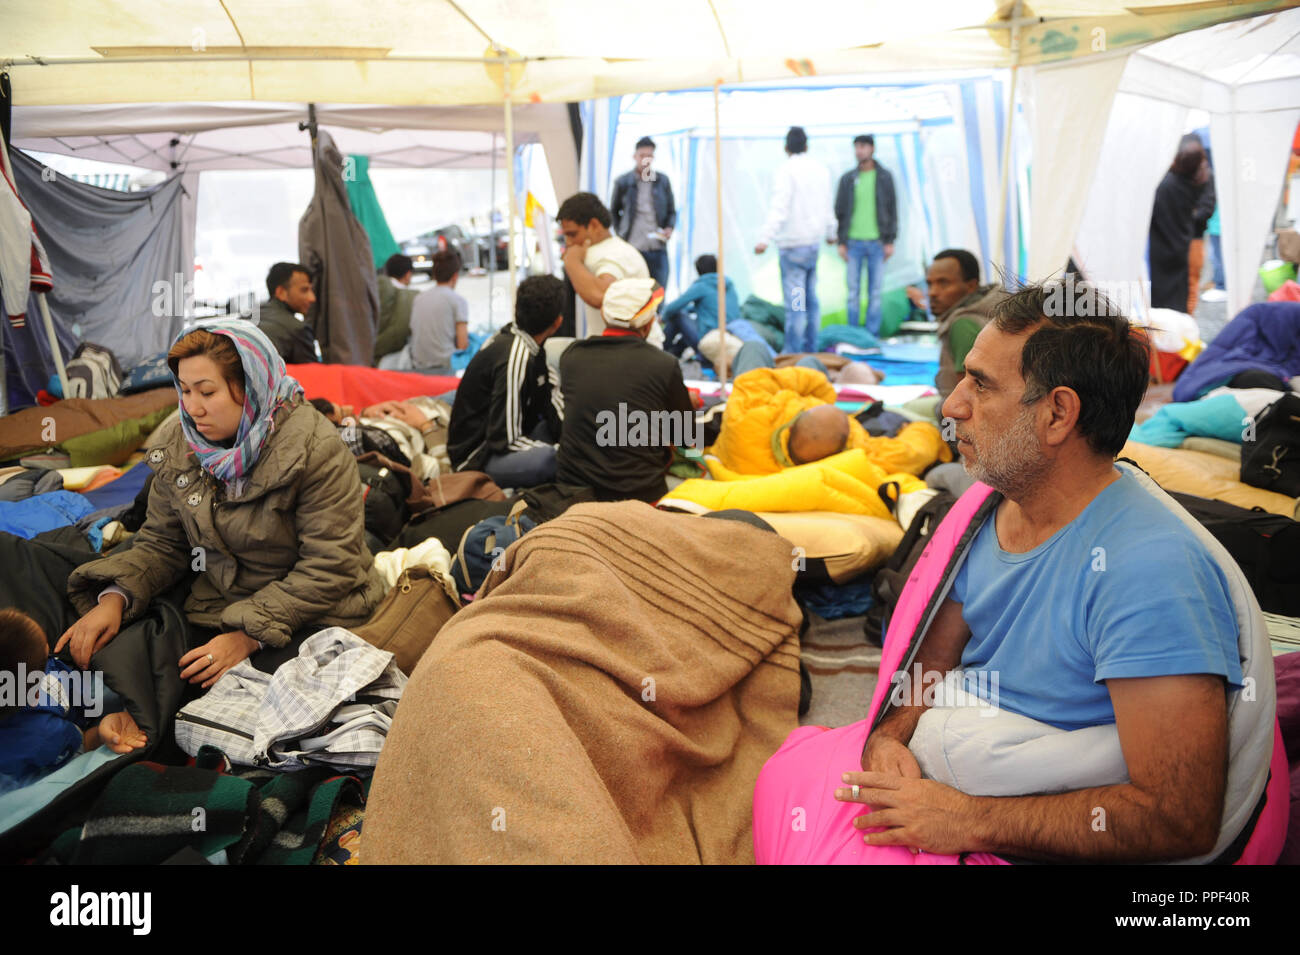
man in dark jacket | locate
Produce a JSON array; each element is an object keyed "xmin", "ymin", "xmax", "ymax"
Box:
[
  {"xmin": 258, "ymin": 262, "xmax": 321, "ymax": 364},
  {"xmin": 608, "ymin": 137, "xmax": 676, "ymax": 288},
  {"xmin": 834, "ymin": 135, "xmax": 898, "ymax": 336},
  {"xmin": 1149, "ymin": 137, "xmax": 1208, "ymax": 312},
  {"xmin": 448, "ymin": 275, "xmax": 565, "ymax": 488},
  {"xmin": 558, "ymin": 278, "xmax": 695, "ymax": 503}
]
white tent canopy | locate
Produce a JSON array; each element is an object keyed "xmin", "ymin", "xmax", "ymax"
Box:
[
  {"xmin": 1058, "ymin": 8, "xmax": 1300, "ymax": 320},
  {"xmin": 4, "ymin": 0, "xmax": 1298, "ymax": 341},
  {"xmin": 3, "ymin": 1, "xmax": 1289, "ymax": 106},
  {"xmin": 11, "ymin": 102, "xmax": 579, "ymax": 193}
]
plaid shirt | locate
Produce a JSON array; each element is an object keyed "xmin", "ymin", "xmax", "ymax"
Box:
[{"xmin": 175, "ymin": 628, "xmax": 406, "ymax": 771}]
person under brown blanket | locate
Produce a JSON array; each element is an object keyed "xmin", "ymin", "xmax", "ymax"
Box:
[{"xmin": 364, "ymin": 501, "xmax": 803, "ymax": 864}]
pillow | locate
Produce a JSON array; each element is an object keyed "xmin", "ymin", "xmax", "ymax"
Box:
[{"xmin": 744, "ymin": 510, "xmax": 903, "ymax": 584}]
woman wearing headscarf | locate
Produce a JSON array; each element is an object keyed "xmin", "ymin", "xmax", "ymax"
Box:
[
  {"xmin": 1149, "ymin": 136, "xmax": 1210, "ymax": 311},
  {"xmin": 58, "ymin": 320, "xmax": 386, "ymax": 688}
]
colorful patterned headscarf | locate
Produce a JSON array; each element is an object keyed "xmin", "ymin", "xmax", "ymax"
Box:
[{"xmin": 172, "ymin": 319, "xmax": 303, "ymax": 493}]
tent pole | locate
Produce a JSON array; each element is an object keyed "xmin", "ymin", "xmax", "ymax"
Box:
[
  {"xmin": 37, "ymin": 292, "xmax": 69, "ymax": 396},
  {"xmin": 489, "ymin": 131, "xmax": 497, "ymax": 330},
  {"xmin": 993, "ymin": 0, "xmax": 1023, "ymax": 278},
  {"xmin": 503, "ymin": 56, "xmax": 518, "ymax": 313},
  {"xmin": 714, "ymin": 78, "xmax": 728, "ymax": 389}
]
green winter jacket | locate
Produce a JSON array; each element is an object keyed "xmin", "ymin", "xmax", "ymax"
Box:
[
  {"xmin": 68, "ymin": 399, "xmax": 386, "ymax": 648},
  {"xmin": 373, "ymin": 272, "xmax": 419, "ymax": 363}
]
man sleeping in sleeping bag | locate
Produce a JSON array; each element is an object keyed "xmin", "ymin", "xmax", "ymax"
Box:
[{"xmin": 829, "ymin": 283, "xmax": 1243, "ymax": 862}]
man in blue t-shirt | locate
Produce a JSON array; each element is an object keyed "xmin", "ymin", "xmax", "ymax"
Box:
[{"xmin": 840, "ymin": 281, "xmax": 1244, "ymax": 863}]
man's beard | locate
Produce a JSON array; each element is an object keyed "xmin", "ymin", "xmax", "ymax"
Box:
[{"xmin": 958, "ymin": 405, "xmax": 1048, "ymax": 497}]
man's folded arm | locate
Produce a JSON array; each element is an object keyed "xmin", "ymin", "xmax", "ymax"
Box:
[{"xmin": 963, "ymin": 673, "xmax": 1228, "ymax": 862}]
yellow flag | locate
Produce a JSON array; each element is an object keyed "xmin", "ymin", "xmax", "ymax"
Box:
[{"xmin": 524, "ymin": 192, "xmax": 541, "ymax": 229}]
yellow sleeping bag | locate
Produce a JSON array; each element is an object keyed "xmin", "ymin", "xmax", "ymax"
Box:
[
  {"xmin": 662, "ymin": 448, "xmax": 925, "ymax": 518},
  {"xmin": 708, "ymin": 366, "xmax": 951, "ymax": 475}
]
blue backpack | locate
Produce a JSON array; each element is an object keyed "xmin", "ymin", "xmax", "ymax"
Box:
[{"xmin": 451, "ymin": 501, "xmax": 536, "ymax": 596}]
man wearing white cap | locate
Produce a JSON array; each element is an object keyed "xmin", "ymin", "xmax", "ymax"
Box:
[{"xmin": 557, "ymin": 278, "xmax": 695, "ymax": 503}]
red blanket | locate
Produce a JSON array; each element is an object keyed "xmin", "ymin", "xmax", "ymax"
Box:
[{"xmin": 286, "ymin": 364, "xmax": 458, "ymax": 410}]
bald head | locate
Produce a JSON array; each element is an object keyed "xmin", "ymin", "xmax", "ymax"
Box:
[{"xmin": 788, "ymin": 405, "xmax": 851, "ymax": 465}]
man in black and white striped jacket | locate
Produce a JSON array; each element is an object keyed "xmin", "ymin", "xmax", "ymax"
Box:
[{"xmin": 447, "ymin": 275, "xmax": 565, "ymax": 488}]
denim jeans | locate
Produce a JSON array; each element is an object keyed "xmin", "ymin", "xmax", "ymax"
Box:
[
  {"xmin": 661, "ymin": 310, "xmax": 700, "ymax": 357},
  {"xmin": 483, "ymin": 419, "xmax": 557, "ymax": 489},
  {"xmin": 732, "ymin": 340, "xmax": 827, "ymax": 377},
  {"xmin": 778, "ymin": 244, "xmax": 820, "ymax": 355},
  {"xmin": 485, "ymin": 444, "xmax": 556, "ymax": 489},
  {"xmin": 640, "ymin": 248, "xmax": 669, "ymax": 288},
  {"xmin": 845, "ymin": 238, "xmax": 885, "ymax": 335},
  {"xmin": 1208, "ymin": 233, "xmax": 1225, "ymax": 289}
]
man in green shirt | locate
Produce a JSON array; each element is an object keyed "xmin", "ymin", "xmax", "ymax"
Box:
[
  {"xmin": 834, "ymin": 134, "xmax": 898, "ymax": 336},
  {"xmin": 927, "ymin": 248, "xmax": 1008, "ymax": 407},
  {"xmin": 373, "ymin": 253, "xmax": 419, "ymax": 365}
]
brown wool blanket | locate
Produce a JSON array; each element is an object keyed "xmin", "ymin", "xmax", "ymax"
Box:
[{"xmin": 364, "ymin": 501, "xmax": 803, "ymax": 864}]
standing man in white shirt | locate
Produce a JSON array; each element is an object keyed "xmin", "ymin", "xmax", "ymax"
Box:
[
  {"xmin": 754, "ymin": 127, "xmax": 836, "ymax": 356},
  {"xmin": 558, "ymin": 192, "xmax": 655, "ymax": 339}
]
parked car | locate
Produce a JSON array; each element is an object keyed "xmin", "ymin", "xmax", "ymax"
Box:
[
  {"xmin": 400, "ymin": 225, "xmax": 477, "ymax": 275},
  {"xmin": 474, "ymin": 229, "xmax": 509, "ymax": 270}
]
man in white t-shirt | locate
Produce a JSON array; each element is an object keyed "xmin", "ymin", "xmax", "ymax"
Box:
[
  {"xmin": 754, "ymin": 126, "xmax": 837, "ymax": 356},
  {"xmin": 557, "ymin": 192, "xmax": 657, "ymax": 341}
]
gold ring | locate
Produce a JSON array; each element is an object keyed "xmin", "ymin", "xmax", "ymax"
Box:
[{"xmin": 207, "ymin": 653, "xmax": 214, "ymax": 665}]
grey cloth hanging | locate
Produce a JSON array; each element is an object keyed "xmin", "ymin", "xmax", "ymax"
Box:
[
  {"xmin": 298, "ymin": 129, "xmax": 378, "ymax": 365},
  {"xmin": 9, "ymin": 149, "xmax": 186, "ymax": 372}
]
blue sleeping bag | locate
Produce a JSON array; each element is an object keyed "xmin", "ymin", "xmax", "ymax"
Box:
[
  {"xmin": 1173, "ymin": 302, "xmax": 1300, "ymax": 402},
  {"xmin": 0, "ymin": 491, "xmax": 96, "ymax": 540}
]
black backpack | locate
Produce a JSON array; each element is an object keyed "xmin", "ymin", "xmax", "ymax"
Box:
[
  {"xmin": 862, "ymin": 491, "xmax": 957, "ymax": 645},
  {"xmin": 1241, "ymin": 392, "xmax": 1300, "ymax": 497},
  {"xmin": 1168, "ymin": 491, "xmax": 1300, "ymax": 616},
  {"xmin": 358, "ymin": 462, "xmax": 409, "ymax": 552},
  {"xmin": 339, "ymin": 424, "xmax": 411, "ymax": 469}
]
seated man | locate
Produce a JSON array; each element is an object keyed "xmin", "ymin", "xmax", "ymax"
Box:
[
  {"xmin": 373, "ymin": 253, "xmax": 420, "ymax": 365},
  {"xmin": 710, "ymin": 365, "xmax": 949, "ymax": 477},
  {"xmin": 927, "ymin": 248, "xmax": 1008, "ymax": 407},
  {"xmin": 409, "ymin": 250, "xmax": 470, "ymax": 377},
  {"xmin": 759, "ymin": 281, "xmax": 1262, "ymax": 864},
  {"xmin": 660, "ymin": 255, "xmax": 740, "ymax": 359},
  {"xmin": 557, "ymin": 278, "xmax": 695, "ymax": 503},
  {"xmin": 447, "ymin": 274, "xmax": 564, "ymax": 489},
  {"xmin": 258, "ymin": 262, "xmax": 321, "ymax": 364}
]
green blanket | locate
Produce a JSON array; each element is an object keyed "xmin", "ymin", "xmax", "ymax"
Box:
[{"xmin": 49, "ymin": 746, "xmax": 366, "ymax": 865}]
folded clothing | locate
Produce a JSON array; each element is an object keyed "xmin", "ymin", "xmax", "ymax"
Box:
[{"xmin": 0, "ymin": 468, "xmax": 63, "ymax": 502}]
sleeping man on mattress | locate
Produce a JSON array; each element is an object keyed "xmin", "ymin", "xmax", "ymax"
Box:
[{"xmin": 755, "ymin": 281, "xmax": 1282, "ymax": 864}]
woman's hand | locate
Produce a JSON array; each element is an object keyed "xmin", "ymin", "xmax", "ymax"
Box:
[
  {"xmin": 179, "ymin": 629, "xmax": 259, "ymax": 689},
  {"xmin": 97, "ymin": 710, "xmax": 149, "ymax": 754},
  {"xmin": 54, "ymin": 594, "xmax": 126, "ymax": 669}
]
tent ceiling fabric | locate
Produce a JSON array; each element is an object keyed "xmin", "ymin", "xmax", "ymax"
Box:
[
  {"xmin": 9, "ymin": 103, "xmax": 561, "ymax": 172},
  {"xmin": 2, "ymin": 1, "xmax": 1292, "ymax": 106}
]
